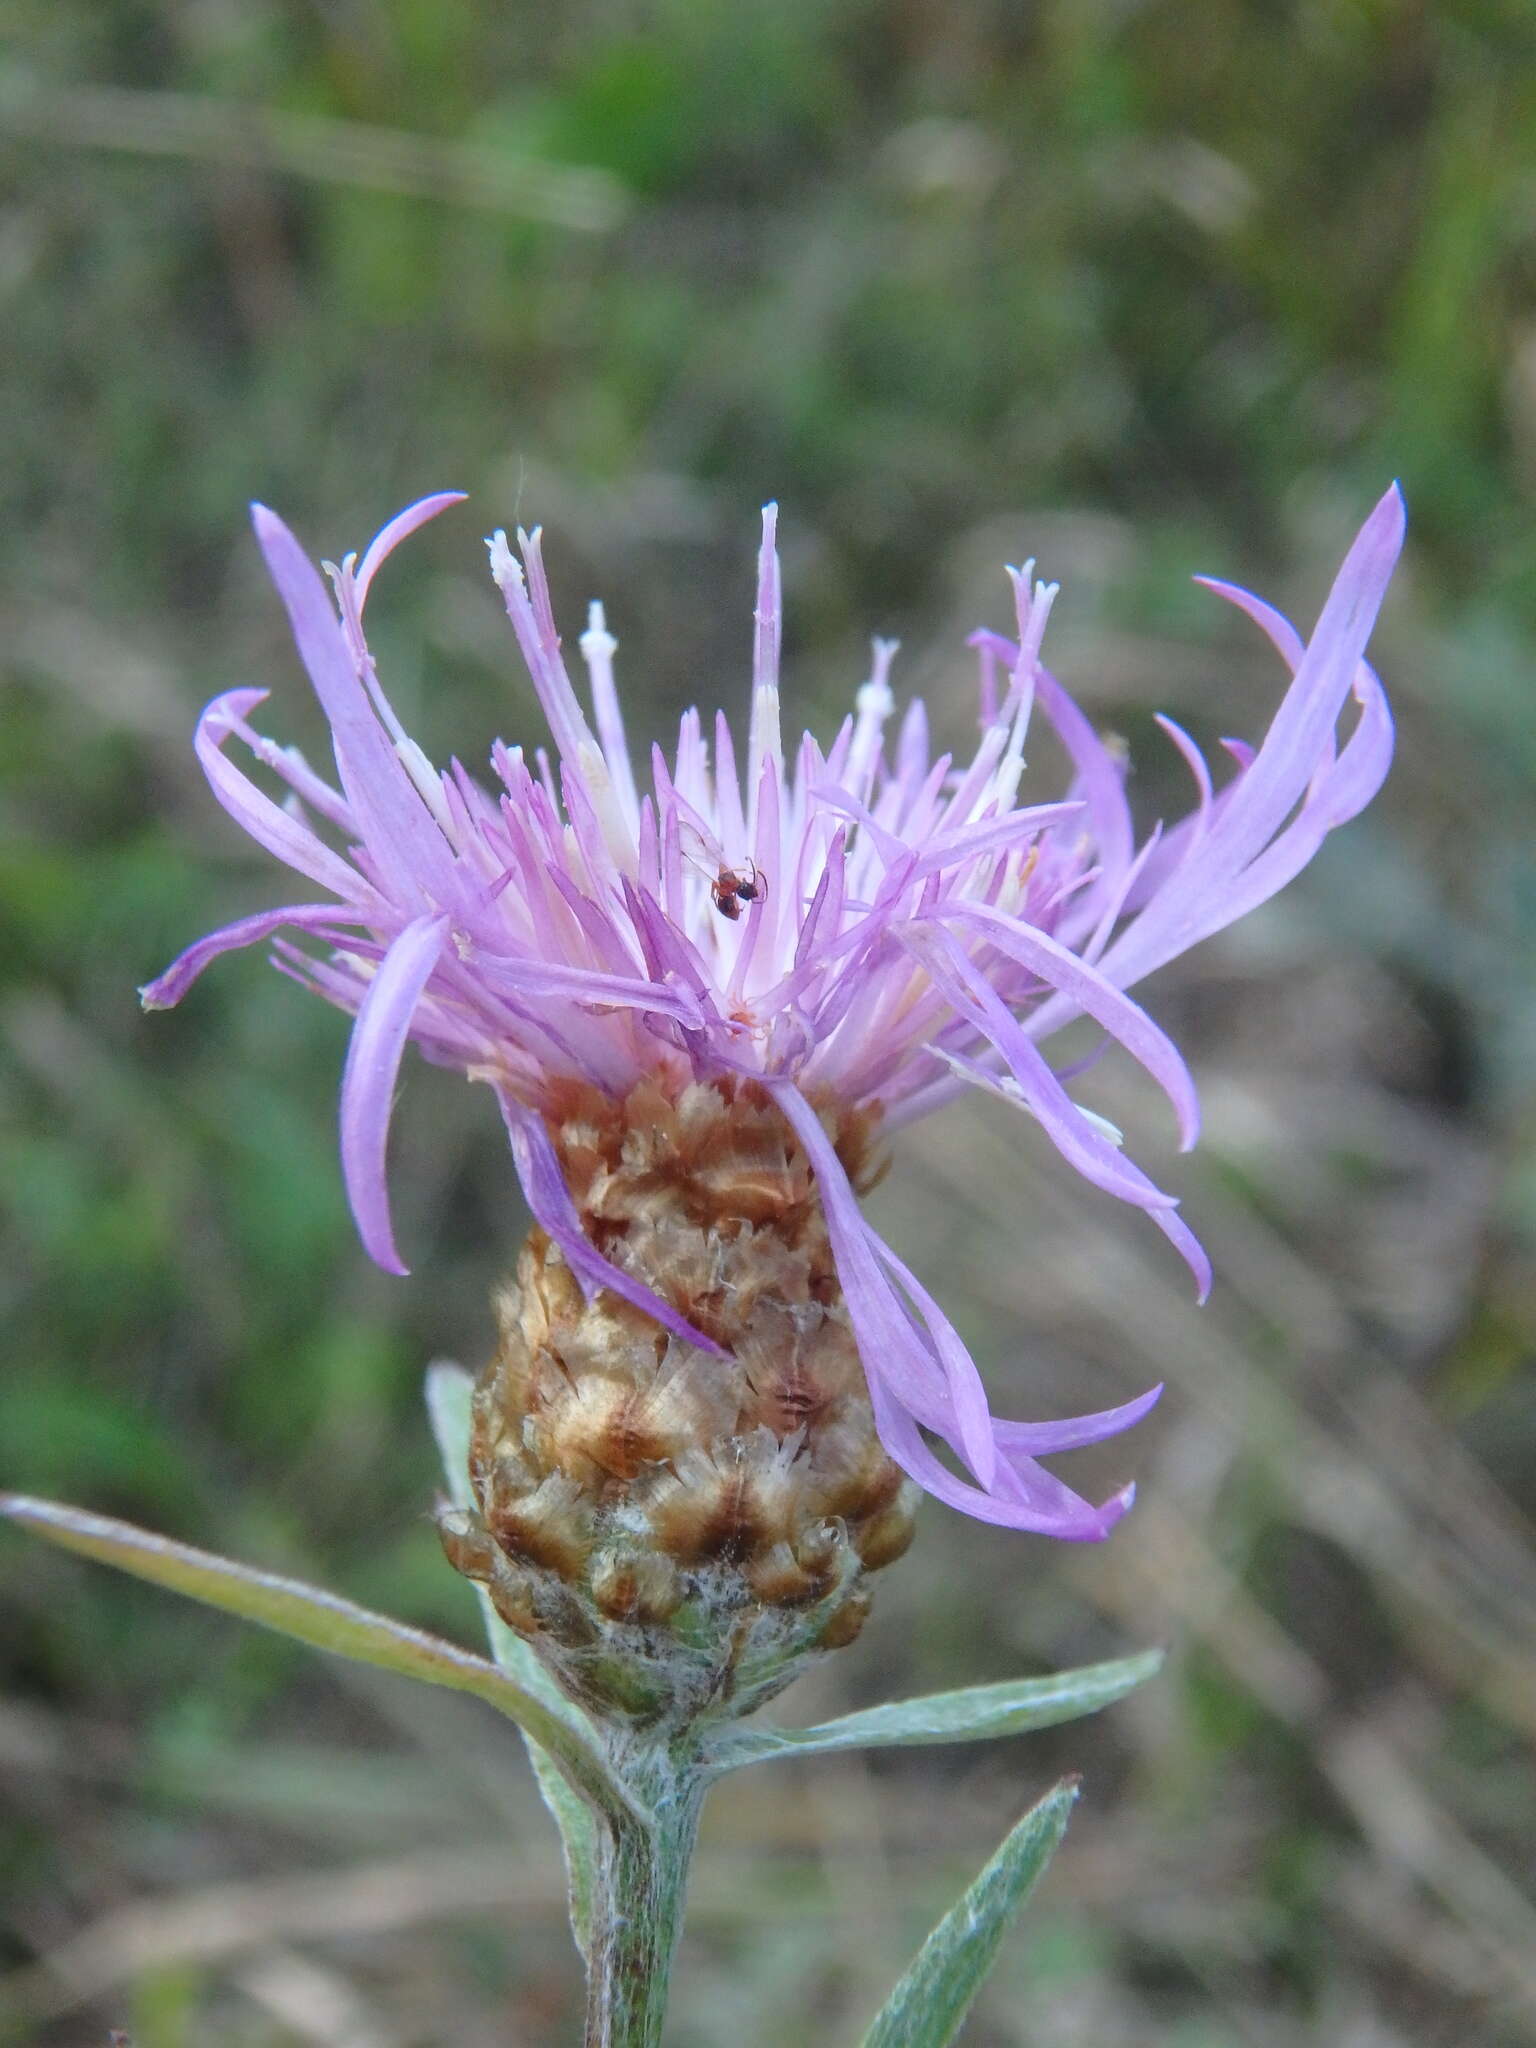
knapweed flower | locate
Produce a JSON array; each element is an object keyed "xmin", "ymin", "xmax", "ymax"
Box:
[{"xmin": 146, "ymin": 491, "xmax": 1402, "ymax": 1591}]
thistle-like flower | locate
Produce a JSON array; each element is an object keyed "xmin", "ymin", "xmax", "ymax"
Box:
[{"xmin": 145, "ymin": 488, "xmax": 1401, "ymax": 1711}]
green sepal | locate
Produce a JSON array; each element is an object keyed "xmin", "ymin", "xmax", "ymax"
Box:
[
  {"xmin": 706, "ymin": 1648, "xmax": 1160, "ymax": 1773},
  {"xmin": 424, "ymin": 1359, "xmax": 600, "ymax": 1959},
  {"xmin": 859, "ymin": 1777, "xmax": 1078, "ymax": 2048},
  {"xmin": 0, "ymin": 1489, "xmax": 642, "ymax": 1833}
]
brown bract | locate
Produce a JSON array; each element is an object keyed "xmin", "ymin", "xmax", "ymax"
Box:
[{"xmin": 438, "ymin": 1076, "xmax": 917, "ymax": 1729}]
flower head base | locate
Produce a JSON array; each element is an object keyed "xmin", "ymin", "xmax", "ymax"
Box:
[
  {"xmin": 146, "ymin": 487, "xmax": 1403, "ymax": 1546},
  {"xmin": 439, "ymin": 1074, "xmax": 918, "ymax": 1726}
]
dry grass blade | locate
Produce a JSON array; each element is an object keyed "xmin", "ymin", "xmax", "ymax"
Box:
[
  {"xmin": 231, "ymin": 1946, "xmax": 404, "ymax": 2048},
  {"xmin": 0, "ymin": 1849, "xmax": 567, "ymax": 2026},
  {"xmin": 1076, "ymin": 1495, "xmax": 1536, "ymax": 2031}
]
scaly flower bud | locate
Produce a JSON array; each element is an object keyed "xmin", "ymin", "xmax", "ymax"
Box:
[{"xmin": 438, "ymin": 1075, "xmax": 914, "ymax": 1724}]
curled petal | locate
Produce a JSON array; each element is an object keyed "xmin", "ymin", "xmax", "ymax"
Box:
[
  {"xmin": 1195, "ymin": 575, "xmax": 1306, "ymax": 669},
  {"xmin": 355, "ymin": 492, "xmax": 467, "ymax": 607},
  {"xmin": 196, "ymin": 690, "xmax": 364, "ymax": 901},
  {"xmin": 934, "ymin": 902, "xmax": 1201, "ymax": 1147},
  {"xmin": 141, "ymin": 903, "xmax": 363, "ymax": 1010},
  {"xmin": 1093, "ymin": 486, "xmax": 1405, "ymax": 998},
  {"xmin": 221, "ymin": 700, "xmax": 355, "ymax": 833},
  {"xmin": 1199, "ymin": 484, "xmax": 1403, "ymax": 874},
  {"xmin": 340, "ymin": 913, "xmax": 449, "ymax": 1276},
  {"xmin": 768, "ymin": 1080, "xmax": 995, "ymax": 1486},
  {"xmin": 867, "ymin": 1235, "xmax": 1001, "ymax": 1492},
  {"xmin": 253, "ymin": 505, "xmax": 464, "ymax": 911},
  {"xmin": 867, "ymin": 1377, "xmax": 1136, "ymax": 1539},
  {"xmin": 1030, "ymin": 488, "xmax": 1403, "ymax": 1050},
  {"xmin": 900, "ymin": 925, "xmax": 1179, "ymax": 1210},
  {"xmin": 992, "ymin": 1382, "xmax": 1163, "ymax": 1456},
  {"xmin": 769, "ymin": 1077, "xmax": 1143, "ymax": 1536},
  {"xmin": 1187, "ymin": 669, "xmax": 1393, "ymax": 934},
  {"xmin": 1153, "ymin": 713, "xmax": 1214, "ymax": 831},
  {"xmin": 932, "ymin": 1042, "xmax": 1213, "ymax": 1300}
]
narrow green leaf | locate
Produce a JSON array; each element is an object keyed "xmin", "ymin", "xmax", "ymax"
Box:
[
  {"xmin": 526, "ymin": 1733, "xmax": 600, "ymax": 1961},
  {"xmin": 860, "ymin": 1778, "xmax": 1078, "ymax": 2048},
  {"xmin": 0, "ymin": 1491, "xmax": 642, "ymax": 1830},
  {"xmin": 425, "ymin": 1360, "xmax": 600, "ymax": 1957},
  {"xmin": 707, "ymin": 1649, "xmax": 1160, "ymax": 1772}
]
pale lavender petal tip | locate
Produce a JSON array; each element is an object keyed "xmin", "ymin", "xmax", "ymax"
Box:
[{"xmin": 356, "ymin": 491, "xmax": 468, "ymax": 603}]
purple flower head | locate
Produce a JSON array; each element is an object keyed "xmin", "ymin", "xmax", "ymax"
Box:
[{"xmin": 146, "ymin": 487, "xmax": 1404, "ymax": 1539}]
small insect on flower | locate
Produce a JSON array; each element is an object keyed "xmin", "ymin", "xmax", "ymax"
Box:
[
  {"xmin": 710, "ymin": 858, "xmax": 767, "ymax": 920},
  {"xmin": 680, "ymin": 820, "xmax": 770, "ymax": 921},
  {"xmin": 145, "ymin": 489, "xmax": 1404, "ymax": 1543}
]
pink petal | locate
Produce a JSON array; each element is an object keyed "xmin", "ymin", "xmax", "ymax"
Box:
[
  {"xmin": 1153, "ymin": 713, "xmax": 1215, "ymax": 828},
  {"xmin": 768, "ymin": 1080, "xmax": 998, "ymax": 1489},
  {"xmin": 1194, "ymin": 576, "xmax": 1306, "ymax": 669},
  {"xmin": 221, "ymin": 702, "xmax": 356, "ymax": 832},
  {"xmin": 1186, "ymin": 672, "xmax": 1393, "ymax": 933},
  {"xmin": 931, "ymin": 1041, "xmax": 1214, "ymax": 1300},
  {"xmin": 141, "ymin": 903, "xmax": 363, "ymax": 1010},
  {"xmin": 196, "ymin": 690, "xmax": 364, "ymax": 901},
  {"xmin": 991, "ymin": 1382, "xmax": 1164, "ymax": 1455},
  {"xmin": 968, "ymin": 635, "xmax": 1136, "ymax": 884},
  {"xmin": 899, "ymin": 926, "xmax": 1181, "ymax": 1210},
  {"xmin": 339, "ymin": 913, "xmax": 449, "ymax": 1275},
  {"xmin": 1198, "ymin": 483, "xmax": 1403, "ymax": 873},
  {"xmin": 355, "ymin": 493, "xmax": 467, "ymax": 607},
  {"xmin": 252, "ymin": 505, "xmax": 464, "ymax": 911},
  {"xmin": 936, "ymin": 902, "xmax": 1201, "ymax": 1147},
  {"xmin": 1096, "ymin": 485, "xmax": 1404, "ymax": 996},
  {"xmin": 867, "ymin": 1375, "xmax": 1135, "ymax": 1538}
]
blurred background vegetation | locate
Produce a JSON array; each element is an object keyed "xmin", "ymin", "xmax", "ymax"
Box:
[{"xmin": 3, "ymin": 1, "xmax": 1535, "ymax": 2042}]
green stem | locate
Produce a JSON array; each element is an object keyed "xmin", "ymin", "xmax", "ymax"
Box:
[{"xmin": 584, "ymin": 1746, "xmax": 705, "ymax": 2048}]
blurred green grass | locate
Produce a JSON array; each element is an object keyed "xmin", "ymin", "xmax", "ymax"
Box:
[{"xmin": 3, "ymin": 3, "xmax": 1535, "ymax": 2043}]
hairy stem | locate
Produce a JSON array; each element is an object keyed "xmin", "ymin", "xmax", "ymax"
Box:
[{"xmin": 584, "ymin": 1746, "xmax": 706, "ymax": 2048}]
